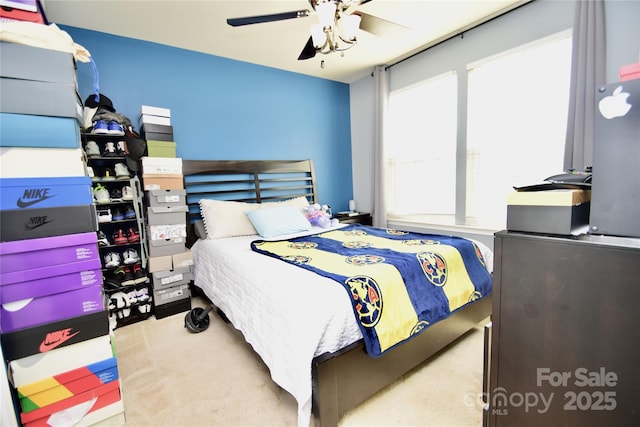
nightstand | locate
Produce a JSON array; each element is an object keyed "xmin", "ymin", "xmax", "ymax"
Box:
[{"xmin": 334, "ymin": 212, "xmax": 372, "ymax": 225}]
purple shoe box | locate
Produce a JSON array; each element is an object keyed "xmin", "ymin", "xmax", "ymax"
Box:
[
  {"xmin": 0, "ymin": 231, "xmax": 99, "ymax": 273},
  {"xmin": 1, "ymin": 284, "xmax": 104, "ymax": 333}
]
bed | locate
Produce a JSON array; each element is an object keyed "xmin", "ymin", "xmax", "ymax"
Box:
[{"xmin": 182, "ymin": 159, "xmax": 493, "ymax": 427}]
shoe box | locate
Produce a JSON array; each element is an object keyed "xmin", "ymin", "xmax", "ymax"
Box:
[
  {"xmin": 0, "ymin": 112, "xmax": 81, "ymax": 149},
  {"xmin": 146, "ymin": 205, "xmax": 189, "ymax": 226},
  {"xmin": 20, "ymin": 380, "xmax": 123, "ymax": 427},
  {"xmin": 151, "ymin": 266, "xmax": 193, "ymax": 291},
  {"xmin": 147, "ymin": 140, "xmax": 177, "ymax": 158},
  {"xmin": 17, "ymin": 356, "xmax": 118, "ymax": 413},
  {"xmin": 0, "ymin": 147, "xmax": 87, "ymax": 178},
  {"xmin": 147, "ymin": 189, "xmax": 186, "ymax": 207},
  {"xmin": 0, "ymin": 4, "xmax": 45, "ymax": 24},
  {"xmin": 0, "ymin": 42, "xmax": 77, "ymax": 86},
  {"xmin": 141, "ymin": 157, "xmax": 183, "ymax": 191},
  {"xmin": 0, "ymin": 232, "xmax": 104, "ymax": 333},
  {"xmin": 147, "ymin": 248, "xmax": 194, "ymax": 273},
  {"xmin": 153, "ymin": 284, "xmax": 191, "ymax": 320},
  {"xmin": 0, "ymin": 176, "xmax": 97, "ymax": 241},
  {"xmin": 8, "ymin": 334, "xmax": 114, "ymax": 388},
  {"xmin": 1, "ymin": 310, "xmax": 110, "ymax": 361},
  {"xmin": 1, "ymin": 77, "xmax": 83, "ymax": 123},
  {"xmin": 140, "ymin": 123, "xmax": 174, "ymax": 142}
]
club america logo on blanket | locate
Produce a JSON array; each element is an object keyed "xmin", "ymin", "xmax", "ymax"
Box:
[
  {"xmin": 345, "ymin": 275, "xmax": 382, "ymax": 327},
  {"xmin": 472, "ymin": 242, "xmax": 487, "ymax": 268},
  {"xmin": 288, "ymin": 242, "xmax": 317, "ymax": 249},
  {"xmin": 386, "ymin": 229, "xmax": 408, "ymax": 235},
  {"xmin": 403, "ymin": 239, "xmax": 441, "ymax": 246},
  {"xmin": 343, "ymin": 241, "xmax": 372, "ymax": 249},
  {"xmin": 411, "ymin": 320, "xmax": 430, "ymax": 335},
  {"xmin": 344, "ymin": 229, "xmax": 367, "ymax": 236},
  {"xmin": 345, "ymin": 254, "xmax": 385, "ymax": 266},
  {"xmin": 282, "ymin": 255, "xmax": 311, "ymax": 265},
  {"xmin": 417, "ymin": 251, "xmax": 448, "ymax": 286}
]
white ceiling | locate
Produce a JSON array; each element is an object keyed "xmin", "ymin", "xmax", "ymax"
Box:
[{"xmin": 41, "ymin": 0, "xmax": 528, "ymax": 84}]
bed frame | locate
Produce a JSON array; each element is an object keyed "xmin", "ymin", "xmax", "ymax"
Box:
[{"xmin": 182, "ymin": 159, "xmax": 492, "ymax": 427}]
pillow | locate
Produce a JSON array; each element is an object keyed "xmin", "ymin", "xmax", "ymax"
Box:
[
  {"xmin": 246, "ymin": 205, "xmax": 312, "ymax": 238},
  {"xmin": 263, "ymin": 196, "xmax": 310, "ymax": 211},
  {"xmin": 199, "ymin": 199, "xmax": 260, "ymax": 239}
]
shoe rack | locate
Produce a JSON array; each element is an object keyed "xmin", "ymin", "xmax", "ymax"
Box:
[{"xmin": 82, "ymin": 133, "xmax": 153, "ymax": 329}]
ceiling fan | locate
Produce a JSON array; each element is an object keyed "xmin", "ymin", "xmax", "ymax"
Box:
[{"xmin": 226, "ymin": 0, "xmax": 407, "ymax": 61}]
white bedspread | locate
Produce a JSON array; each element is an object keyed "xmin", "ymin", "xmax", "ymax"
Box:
[
  {"xmin": 191, "ymin": 225, "xmax": 362, "ymax": 426},
  {"xmin": 191, "ymin": 225, "xmax": 494, "ymax": 426}
]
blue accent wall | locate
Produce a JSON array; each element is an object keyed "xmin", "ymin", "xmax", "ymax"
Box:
[{"xmin": 63, "ymin": 26, "xmax": 354, "ymax": 212}]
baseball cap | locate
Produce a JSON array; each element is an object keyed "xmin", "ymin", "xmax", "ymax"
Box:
[{"xmin": 84, "ymin": 93, "xmax": 115, "ymax": 112}]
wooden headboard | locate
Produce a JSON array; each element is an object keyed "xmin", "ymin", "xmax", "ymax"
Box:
[{"xmin": 182, "ymin": 159, "xmax": 318, "ymax": 226}]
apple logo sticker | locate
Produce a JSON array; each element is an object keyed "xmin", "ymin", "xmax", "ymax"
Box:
[{"xmin": 598, "ymin": 85, "xmax": 632, "ymax": 119}]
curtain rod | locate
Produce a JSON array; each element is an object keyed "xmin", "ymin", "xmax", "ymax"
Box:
[{"xmin": 384, "ymin": 0, "xmax": 536, "ymax": 71}]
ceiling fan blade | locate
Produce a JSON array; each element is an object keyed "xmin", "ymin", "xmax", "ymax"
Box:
[
  {"xmin": 298, "ymin": 36, "xmax": 317, "ymax": 61},
  {"xmin": 227, "ymin": 10, "xmax": 309, "ymax": 27},
  {"xmin": 356, "ymin": 11, "xmax": 409, "ymax": 38}
]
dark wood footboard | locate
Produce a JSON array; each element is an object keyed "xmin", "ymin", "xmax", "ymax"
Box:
[{"xmin": 311, "ymin": 296, "xmax": 492, "ymax": 427}]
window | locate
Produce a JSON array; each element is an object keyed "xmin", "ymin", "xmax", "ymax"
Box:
[{"xmin": 386, "ymin": 32, "xmax": 572, "ymax": 230}]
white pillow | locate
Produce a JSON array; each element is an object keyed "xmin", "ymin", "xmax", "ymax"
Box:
[
  {"xmin": 199, "ymin": 199, "xmax": 260, "ymax": 239},
  {"xmin": 263, "ymin": 196, "xmax": 310, "ymax": 212},
  {"xmin": 246, "ymin": 205, "xmax": 312, "ymax": 238}
]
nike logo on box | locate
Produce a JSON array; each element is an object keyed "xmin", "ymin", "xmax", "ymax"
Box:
[
  {"xmin": 16, "ymin": 188, "xmax": 55, "ymax": 208},
  {"xmin": 26, "ymin": 216, "xmax": 52, "ymax": 230},
  {"xmin": 39, "ymin": 328, "xmax": 81, "ymax": 352}
]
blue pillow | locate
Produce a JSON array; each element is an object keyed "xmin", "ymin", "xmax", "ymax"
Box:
[{"xmin": 246, "ymin": 205, "xmax": 312, "ymax": 238}]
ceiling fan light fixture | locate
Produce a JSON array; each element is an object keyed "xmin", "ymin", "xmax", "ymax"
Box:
[
  {"xmin": 340, "ymin": 13, "xmax": 361, "ymax": 41},
  {"xmin": 311, "ymin": 24, "xmax": 327, "ymax": 48},
  {"xmin": 316, "ymin": 1, "xmax": 337, "ymax": 28}
]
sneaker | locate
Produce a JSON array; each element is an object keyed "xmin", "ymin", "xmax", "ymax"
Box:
[
  {"xmin": 113, "ymin": 228, "xmax": 128, "ymax": 244},
  {"xmin": 97, "ymin": 230, "xmax": 111, "ymax": 247},
  {"xmin": 108, "ymin": 121, "xmax": 124, "ymax": 135},
  {"xmin": 102, "ymin": 168, "xmax": 116, "ymax": 181},
  {"xmin": 127, "ymin": 227, "xmax": 140, "ymax": 243},
  {"xmin": 91, "ymin": 120, "xmax": 109, "ymax": 135},
  {"xmin": 104, "ymin": 251, "xmax": 121, "ymax": 268},
  {"xmin": 116, "ymin": 140, "xmax": 127, "ymax": 156},
  {"xmin": 112, "ymin": 209, "xmax": 125, "ymax": 221},
  {"xmin": 93, "ymin": 184, "xmax": 110, "ymax": 204},
  {"xmin": 122, "ymin": 248, "xmax": 140, "ymax": 265},
  {"xmin": 97, "ymin": 208, "xmax": 112, "ymax": 223},
  {"xmin": 110, "ymin": 187, "xmax": 123, "ymax": 202},
  {"xmin": 87, "ymin": 166, "xmax": 99, "ymax": 182},
  {"xmin": 114, "ymin": 162, "xmax": 130, "ymax": 180},
  {"xmin": 132, "ymin": 264, "xmax": 147, "ymax": 284},
  {"xmin": 103, "ymin": 141, "xmax": 118, "ymax": 157},
  {"xmin": 85, "ymin": 140, "xmax": 101, "ymax": 158},
  {"xmin": 121, "ymin": 185, "xmax": 133, "ymax": 200},
  {"xmin": 114, "ymin": 266, "xmax": 135, "ymax": 286},
  {"xmin": 136, "ymin": 283, "xmax": 150, "ymax": 300},
  {"xmin": 124, "ymin": 206, "xmax": 136, "ymax": 219}
]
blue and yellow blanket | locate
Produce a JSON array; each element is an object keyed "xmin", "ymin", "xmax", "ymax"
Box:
[{"xmin": 251, "ymin": 224, "xmax": 492, "ymax": 357}]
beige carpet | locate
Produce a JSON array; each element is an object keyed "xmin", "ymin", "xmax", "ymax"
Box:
[{"xmin": 112, "ymin": 296, "xmax": 487, "ymax": 427}]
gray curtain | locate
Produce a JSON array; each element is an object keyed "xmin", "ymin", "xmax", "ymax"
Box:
[
  {"xmin": 372, "ymin": 65, "xmax": 389, "ymax": 228},
  {"xmin": 564, "ymin": 0, "xmax": 606, "ymax": 171}
]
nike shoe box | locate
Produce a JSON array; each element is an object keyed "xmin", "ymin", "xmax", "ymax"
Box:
[
  {"xmin": 20, "ymin": 381, "xmax": 122, "ymax": 427},
  {"xmin": 0, "ymin": 113, "xmax": 81, "ymax": 148},
  {"xmin": 506, "ymin": 189, "xmax": 591, "ymax": 235},
  {"xmin": 0, "ymin": 147, "xmax": 87, "ymax": 177},
  {"xmin": 0, "ymin": 204, "xmax": 98, "ymax": 242},
  {"xmin": 0, "ymin": 310, "xmax": 110, "ymax": 361},
  {"xmin": 151, "ymin": 266, "xmax": 192, "ymax": 291},
  {"xmin": 0, "ymin": 176, "xmax": 92, "ymax": 210},
  {"xmin": 18, "ymin": 357, "xmax": 119, "ymax": 413},
  {"xmin": 146, "ymin": 189, "xmax": 186, "ymax": 207},
  {"xmin": 147, "ymin": 140, "xmax": 177, "ymax": 158},
  {"xmin": 0, "ymin": 78, "xmax": 83, "ymax": 123},
  {"xmin": 0, "ymin": 232, "xmax": 102, "ymax": 304},
  {"xmin": 9, "ymin": 334, "xmax": 114, "ymax": 388},
  {"xmin": 0, "ymin": 42, "xmax": 77, "ymax": 86}
]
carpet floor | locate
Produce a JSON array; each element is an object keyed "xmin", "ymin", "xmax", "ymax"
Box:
[{"xmin": 111, "ymin": 296, "xmax": 488, "ymax": 427}]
